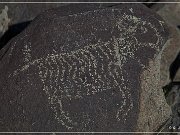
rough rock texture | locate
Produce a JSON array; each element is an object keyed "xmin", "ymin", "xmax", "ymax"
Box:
[
  {"xmin": 0, "ymin": 1, "xmax": 161, "ymax": 50},
  {"xmin": 157, "ymin": 3, "xmax": 180, "ymax": 133},
  {"xmin": 0, "ymin": 3, "xmax": 130, "ymax": 50},
  {"xmin": 0, "ymin": 3, "xmax": 69, "ymax": 50},
  {"xmin": 0, "ymin": 5, "xmax": 10, "ymax": 38},
  {"xmin": 158, "ymin": 2, "xmax": 180, "ymax": 86},
  {"xmin": 0, "ymin": 4, "xmax": 170, "ymax": 132},
  {"xmin": 0, "ymin": 3, "xmax": 66, "ymax": 27},
  {"xmin": 159, "ymin": 25, "xmax": 180, "ymax": 86}
]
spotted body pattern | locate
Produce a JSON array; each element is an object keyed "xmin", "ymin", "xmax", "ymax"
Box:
[{"xmin": 10, "ymin": 38, "xmax": 134, "ymax": 130}]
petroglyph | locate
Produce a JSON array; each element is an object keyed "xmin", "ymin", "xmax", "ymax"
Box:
[
  {"xmin": 10, "ymin": 37, "xmax": 135, "ymax": 129},
  {"xmin": 23, "ymin": 42, "xmax": 32, "ymax": 63},
  {"xmin": 1, "ymin": 4, "xmax": 170, "ymax": 132},
  {"xmin": 8, "ymin": 8, "xmax": 166, "ymax": 130}
]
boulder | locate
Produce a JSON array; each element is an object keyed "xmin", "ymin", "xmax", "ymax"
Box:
[
  {"xmin": 157, "ymin": 2, "xmax": 180, "ymax": 132},
  {"xmin": 157, "ymin": 2, "xmax": 180, "ymax": 86},
  {"xmin": 0, "ymin": 3, "xmax": 171, "ymax": 132}
]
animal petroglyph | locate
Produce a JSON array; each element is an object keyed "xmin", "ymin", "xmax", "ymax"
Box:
[
  {"xmin": 8, "ymin": 8, "xmax": 165, "ymax": 130},
  {"xmin": 10, "ymin": 37, "xmax": 135, "ymax": 129},
  {"xmin": 1, "ymin": 5, "xmax": 169, "ymax": 132}
]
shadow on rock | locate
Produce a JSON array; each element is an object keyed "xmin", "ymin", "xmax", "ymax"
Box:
[
  {"xmin": 160, "ymin": 52, "xmax": 180, "ymax": 133},
  {"xmin": 169, "ymin": 51, "xmax": 180, "ymax": 82},
  {"xmin": 0, "ymin": 21, "xmax": 31, "ymax": 50}
]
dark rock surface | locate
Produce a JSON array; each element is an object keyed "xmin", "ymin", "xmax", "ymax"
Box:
[
  {"xmin": 0, "ymin": 3, "xmax": 124, "ymax": 50},
  {"xmin": 0, "ymin": 3, "xmax": 170, "ymax": 132},
  {"xmin": 0, "ymin": 1, "xmax": 163, "ymax": 50},
  {"xmin": 0, "ymin": 3, "xmax": 68, "ymax": 50}
]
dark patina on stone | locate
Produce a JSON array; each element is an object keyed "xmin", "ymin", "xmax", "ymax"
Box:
[{"xmin": 0, "ymin": 4, "xmax": 170, "ymax": 132}]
